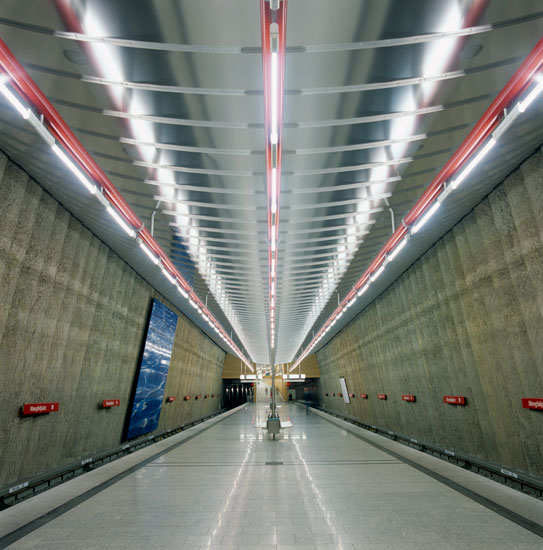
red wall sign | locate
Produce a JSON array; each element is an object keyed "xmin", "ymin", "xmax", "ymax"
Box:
[
  {"xmin": 167, "ymin": 396, "xmax": 176, "ymax": 402},
  {"xmin": 22, "ymin": 402, "xmax": 58, "ymax": 415},
  {"xmin": 195, "ymin": 394, "xmax": 202, "ymax": 400},
  {"xmin": 443, "ymin": 395, "xmax": 466, "ymax": 405},
  {"xmin": 402, "ymin": 395, "xmax": 416, "ymax": 402},
  {"xmin": 377, "ymin": 394, "xmax": 387, "ymax": 400},
  {"xmin": 522, "ymin": 398, "xmax": 543, "ymax": 410},
  {"xmin": 102, "ymin": 399, "xmax": 120, "ymax": 408},
  {"xmin": 205, "ymin": 394, "xmax": 209, "ymax": 399},
  {"xmin": 360, "ymin": 393, "xmax": 368, "ymax": 399},
  {"xmin": 184, "ymin": 395, "xmax": 191, "ymax": 400}
]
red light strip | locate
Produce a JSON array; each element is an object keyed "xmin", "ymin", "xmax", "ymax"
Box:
[
  {"xmin": 261, "ymin": 0, "xmax": 287, "ymax": 354},
  {"xmin": 292, "ymin": 35, "xmax": 543, "ymax": 369},
  {"xmin": 0, "ymin": 38, "xmax": 252, "ymax": 369}
]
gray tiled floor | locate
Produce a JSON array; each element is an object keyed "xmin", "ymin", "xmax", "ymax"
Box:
[{"xmin": 3, "ymin": 403, "xmax": 542, "ymax": 549}]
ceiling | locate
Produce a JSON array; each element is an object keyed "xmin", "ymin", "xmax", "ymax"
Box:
[{"xmin": 0, "ymin": 0, "xmax": 542, "ymax": 365}]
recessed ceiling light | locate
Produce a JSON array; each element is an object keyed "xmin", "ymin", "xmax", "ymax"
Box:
[{"xmin": 63, "ymin": 49, "xmax": 88, "ymax": 66}]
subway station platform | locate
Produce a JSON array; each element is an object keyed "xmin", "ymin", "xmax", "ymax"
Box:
[{"xmin": 1, "ymin": 403, "xmax": 541, "ymax": 549}]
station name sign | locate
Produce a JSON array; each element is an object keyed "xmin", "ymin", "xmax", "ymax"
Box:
[
  {"xmin": 443, "ymin": 395, "xmax": 466, "ymax": 405},
  {"xmin": 522, "ymin": 398, "xmax": 543, "ymax": 410},
  {"xmin": 22, "ymin": 402, "xmax": 58, "ymax": 415}
]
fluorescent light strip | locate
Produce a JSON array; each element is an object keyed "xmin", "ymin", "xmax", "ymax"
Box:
[
  {"xmin": 161, "ymin": 266, "xmax": 176, "ymax": 285},
  {"xmin": 371, "ymin": 264, "xmax": 385, "ymax": 282},
  {"xmin": 0, "ymin": 77, "xmax": 30, "ymax": 119},
  {"xmin": 411, "ymin": 202, "xmax": 440, "ymax": 234},
  {"xmin": 271, "ymin": 167, "xmax": 277, "ymax": 212},
  {"xmin": 51, "ymin": 144, "xmax": 96, "ymax": 195},
  {"xmin": 388, "ymin": 238, "xmax": 408, "ymax": 261},
  {"xmin": 106, "ymin": 205, "xmax": 136, "ymax": 237},
  {"xmin": 518, "ymin": 77, "xmax": 543, "ymax": 112},
  {"xmin": 270, "ymin": 51, "xmax": 278, "ymax": 143},
  {"xmin": 357, "ymin": 283, "xmax": 369, "ymax": 297},
  {"xmin": 139, "ymin": 240, "xmax": 159, "ymax": 265},
  {"xmin": 451, "ymin": 138, "xmax": 496, "ymax": 189},
  {"xmin": 178, "ymin": 285, "xmax": 189, "ymax": 299}
]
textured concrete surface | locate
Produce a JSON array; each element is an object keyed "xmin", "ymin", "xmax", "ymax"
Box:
[
  {"xmin": 0, "ymin": 154, "xmax": 225, "ymax": 488},
  {"xmin": 316, "ymin": 148, "xmax": 543, "ymax": 478}
]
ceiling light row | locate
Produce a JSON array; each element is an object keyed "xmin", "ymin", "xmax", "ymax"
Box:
[
  {"xmin": 0, "ymin": 71, "xmax": 253, "ymax": 371},
  {"xmin": 291, "ymin": 72, "xmax": 543, "ymax": 371}
]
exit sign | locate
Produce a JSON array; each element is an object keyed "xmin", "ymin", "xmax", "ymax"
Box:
[{"xmin": 443, "ymin": 395, "xmax": 466, "ymax": 405}]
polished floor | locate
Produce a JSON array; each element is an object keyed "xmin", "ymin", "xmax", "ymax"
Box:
[{"xmin": 3, "ymin": 403, "xmax": 542, "ymax": 549}]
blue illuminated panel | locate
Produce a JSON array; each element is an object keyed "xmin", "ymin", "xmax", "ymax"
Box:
[{"xmin": 126, "ymin": 299, "xmax": 178, "ymax": 439}]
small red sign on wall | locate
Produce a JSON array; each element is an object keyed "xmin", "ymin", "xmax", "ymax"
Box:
[
  {"xmin": 360, "ymin": 393, "xmax": 368, "ymax": 399},
  {"xmin": 377, "ymin": 394, "xmax": 387, "ymax": 400},
  {"xmin": 184, "ymin": 395, "xmax": 191, "ymax": 400},
  {"xmin": 443, "ymin": 395, "xmax": 466, "ymax": 405},
  {"xmin": 102, "ymin": 399, "xmax": 120, "ymax": 408},
  {"xmin": 522, "ymin": 398, "xmax": 543, "ymax": 410},
  {"xmin": 22, "ymin": 402, "xmax": 58, "ymax": 415},
  {"xmin": 166, "ymin": 396, "xmax": 176, "ymax": 402},
  {"xmin": 205, "ymin": 394, "xmax": 209, "ymax": 399},
  {"xmin": 402, "ymin": 395, "xmax": 416, "ymax": 402},
  {"xmin": 195, "ymin": 394, "xmax": 202, "ymax": 400}
]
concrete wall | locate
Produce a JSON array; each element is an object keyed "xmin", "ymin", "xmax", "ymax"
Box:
[
  {"xmin": 316, "ymin": 148, "xmax": 543, "ymax": 478},
  {"xmin": 0, "ymin": 153, "xmax": 225, "ymax": 488}
]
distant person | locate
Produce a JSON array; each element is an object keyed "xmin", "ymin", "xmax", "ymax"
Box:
[
  {"xmin": 288, "ymin": 393, "xmax": 292, "ymax": 401},
  {"xmin": 265, "ymin": 387, "xmax": 268, "ymax": 396}
]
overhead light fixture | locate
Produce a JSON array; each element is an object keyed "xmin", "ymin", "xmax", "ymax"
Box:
[
  {"xmin": 271, "ymin": 168, "xmax": 277, "ymax": 212},
  {"xmin": 518, "ymin": 75, "xmax": 543, "ymax": 112},
  {"xmin": 271, "ymin": 224, "xmax": 276, "ymax": 251},
  {"xmin": 451, "ymin": 138, "xmax": 496, "ymax": 190},
  {"xmin": 189, "ymin": 298, "xmax": 197, "ymax": 309},
  {"xmin": 388, "ymin": 238, "xmax": 408, "ymax": 261},
  {"xmin": 371, "ymin": 264, "xmax": 386, "ymax": 282},
  {"xmin": 0, "ymin": 76, "xmax": 30, "ymax": 119},
  {"xmin": 138, "ymin": 240, "xmax": 159, "ymax": 265},
  {"xmin": 177, "ymin": 285, "xmax": 188, "ymax": 299},
  {"xmin": 357, "ymin": 284, "xmax": 369, "ymax": 297},
  {"xmin": 411, "ymin": 202, "xmax": 440, "ymax": 234},
  {"xmin": 106, "ymin": 205, "xmax": 136, "ymax": 238},
  {"xmin": 161, "ymin": 266, "xmax": 176, "ymax": 285},
  {"xmin": 51, "ymin": 144, "xmax": 96, "ymax": 195}
]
